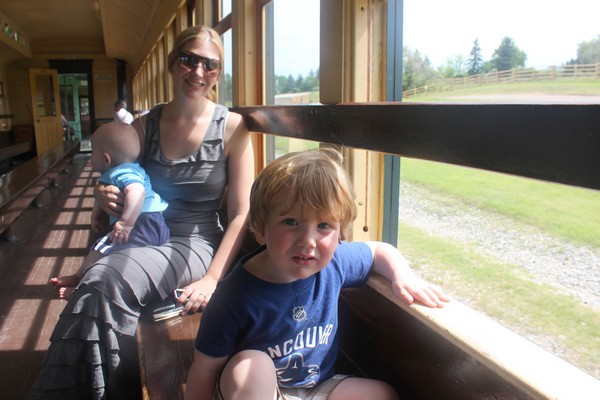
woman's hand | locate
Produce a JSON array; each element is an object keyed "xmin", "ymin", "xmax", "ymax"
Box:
[
  {"xmin": 175, "ymin": 275, "xmax": 220, "ymax": 315},
  {"xmin": 94, "ymin": 183, "xmax": 124, "ymax": 218}
]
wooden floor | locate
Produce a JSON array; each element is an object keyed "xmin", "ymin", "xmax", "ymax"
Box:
[{"xmin": 0, "ymin": 153, "xmax": 95, "ymax": 399}]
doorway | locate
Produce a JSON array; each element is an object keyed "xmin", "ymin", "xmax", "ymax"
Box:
[
  {"xmin": 49, "ymin": 60, "xmax": 95, "ymax": 148},
  {"xmin": 58, "ymin": 74, "xmax": 89, "ymax": 141}
]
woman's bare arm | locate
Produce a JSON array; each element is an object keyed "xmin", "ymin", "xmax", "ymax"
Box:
[{"xmin": 180, "ymin": 112, "xmax": 254, "ymax": 314}]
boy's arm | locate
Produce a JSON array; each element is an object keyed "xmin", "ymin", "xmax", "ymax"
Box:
[
  {"xmin": 185, "ymin": 351, "xmax": 228, "ymax": 400},
  {"xmin": 110, "ymin": 182, "xmax": 145, "ymax": 244},
  {"xmin": 366, "ymin": 241, "xmax": 450, "ymax": 308}
]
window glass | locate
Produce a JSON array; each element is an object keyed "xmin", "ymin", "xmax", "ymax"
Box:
[
  {"xmin": 216, "ymin": 1, "xmax": 233, "ymax": 107},
  {"xmin": 219, "ymin": 29, "xmax": 233, "ymax": 107},
  {"xmin": 398, "ymin": 1, "xmax": 600, "ymax": 380},
  {"xmin": 267, "ymin": 0, "xmax": 320, "ymax": 160},
  {"xmin": 222, "ymin": 0, "xmax": 231, "ymax": 16}
]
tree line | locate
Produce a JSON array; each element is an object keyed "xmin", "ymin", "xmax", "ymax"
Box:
[
  {"xmin": 404, "ymin": 35, "xmax": 600, "ymax": 90},
  {"xmin": 220, "ymin": 69, "xmax": 319, "ymax": 104},
  {"xmin": 221, "ymin": 35, "xmax": 600, "ymax": 101}
]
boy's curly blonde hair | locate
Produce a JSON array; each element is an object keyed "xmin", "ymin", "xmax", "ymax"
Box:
[{"xmin": 249, "ymin": 148, "xmax": 357, "ymax": 240}]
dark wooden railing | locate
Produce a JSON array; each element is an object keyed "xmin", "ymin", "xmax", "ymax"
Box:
[{"xmin": 234, "ymin": 103, "xmax": 600, "ymax": 191}]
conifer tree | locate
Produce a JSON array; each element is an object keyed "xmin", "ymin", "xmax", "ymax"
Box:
[{"xmin": 467, "ymin": 39, "xmax": 483, "ymax": 75}]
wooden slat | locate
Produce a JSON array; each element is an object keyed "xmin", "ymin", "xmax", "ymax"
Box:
[
  {"xmin": 337, "ymin": 275, "xmax": 600, "ymax": 399},
  {"xmin": 233, "ymin": 103, "xmax": 600, "ymax": 191},
  {"xmin": 0, "ymin": 140, "xmax": 80, "ymax": 234},
  {"xmin": 0, "ymin": 141, "xmax": 32, "ymax": 162}
]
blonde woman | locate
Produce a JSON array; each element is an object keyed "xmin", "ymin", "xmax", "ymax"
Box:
[{"xmin": 30, "ymin": 26, "xmax": 254, "ymax": 399}]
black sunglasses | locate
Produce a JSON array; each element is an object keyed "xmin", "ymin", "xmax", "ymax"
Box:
[{"xmin": 176, "ymin": 50, "xmax": 220, "ymax": 72}]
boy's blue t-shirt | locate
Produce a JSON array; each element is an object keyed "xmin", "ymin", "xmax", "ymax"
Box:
[
  {"xmin": 98, "ymin": 162, "xmax": 168, "ymax": 225},
  {"xmin": 195, "ymin": 241, "xmax": 374, "ymax": 388}
]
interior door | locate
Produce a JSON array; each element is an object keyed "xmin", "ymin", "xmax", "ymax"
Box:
[{"xmin": 28, "ymin": 68, "xmax": 63, "ymax": 155}]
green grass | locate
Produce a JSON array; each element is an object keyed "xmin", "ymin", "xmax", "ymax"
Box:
[
  {"xmin": 396, "ymin": 80, "xmax": 600, "ymax": 378},
  {"xmin": 400, "ymin": 158, "xmax": 600, "ymax": 249},
  {"xmin": 397, "ymin": 222, "xmax": 600, "ymax": 376},
  {"xmin": 405, "ymin": 80, "xmax": 600, "ymax": 102}
]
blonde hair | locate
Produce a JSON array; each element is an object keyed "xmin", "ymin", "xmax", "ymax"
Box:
[
  {"xmin": 250, "ymin": 148, "xmax": 357, "ymax": 240},
  {"xmin": 168, "ymin": 25, "xmax": 224, "ymax": 102},
  {"xmin": 92, "ymin": 122, "xmax": 140, "ymax": 165}
]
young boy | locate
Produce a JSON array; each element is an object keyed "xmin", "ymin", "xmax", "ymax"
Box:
[
  {"xmin": 50, "ymin": 122, "xmax": 169, "ymax": 299},
  {"xmin": 185, "ymin": 148, "xmax": 449, "ymax": 400}
]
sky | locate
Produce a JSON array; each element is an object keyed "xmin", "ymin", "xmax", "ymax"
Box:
[
  {"xmin": 272, "ymin": 0, "xmax": 600, "ymax": 77},
  {"xmin": 404, "ymin": 0, "xmax": 600, "ymax": 69}
]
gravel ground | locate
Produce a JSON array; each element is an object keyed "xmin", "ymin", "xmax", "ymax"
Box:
[
  {"xmin": 398, "ymin": 181, "xmax": 600, "ymax": 378},
  {"xmin": 398, "ymin": 181, "xmax": 600, "ymax": 310}
]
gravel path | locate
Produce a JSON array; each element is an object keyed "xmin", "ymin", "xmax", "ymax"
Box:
[
  {"xmin": 398, "ymin": 181, "xmax": 600, "ymax": 378},
  {"xmin": 398, "ymin": 181, "xmax": 600, "ymax": 310}
]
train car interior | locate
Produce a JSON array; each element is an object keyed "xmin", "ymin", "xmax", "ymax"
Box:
[{"xmin": 0, "ymin": 0, "xmax": 599, "ymax": 399}]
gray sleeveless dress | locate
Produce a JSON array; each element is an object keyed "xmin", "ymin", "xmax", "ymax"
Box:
[{"xmin": 29, "ymin": 104, "xmax": 229, "ymax": 400}]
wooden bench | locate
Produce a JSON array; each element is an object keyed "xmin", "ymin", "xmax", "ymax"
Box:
[
  {"xmin": 136, "ymin": 230, "xmax": 258, "ymax": 399},
  {"xmin": 137, "ymin": 274, "xmax": 600, "ymax": 400},
  {"xmin": 137, "ymin": 313, "xmax": 202, "ymax": 399},
  {"xmin": 0, "ymin": 140, "xmax": 80, "ymax": 241},
  {"xmin": 0, "ymin": 141, "xmax": 33, "ymax": 163}
]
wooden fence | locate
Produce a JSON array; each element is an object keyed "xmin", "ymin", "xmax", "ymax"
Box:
[{"xmin": 403, "ymin": 63, "xmax": 600, "ymax": 98}]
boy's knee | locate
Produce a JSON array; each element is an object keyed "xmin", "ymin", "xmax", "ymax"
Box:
[
  {"xmin": 221, "ymin": 350, "xmax": 277, "ymax": 396},
  {"xmin": 226, "ymin": 350, "xmax": 275, "ymax": 376}
]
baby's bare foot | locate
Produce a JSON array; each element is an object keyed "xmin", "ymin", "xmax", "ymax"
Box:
[
  {"xmin": 59, "ymin": 287, "xmax": 75, "ymax": 301},
  {"xmin": 50, "ymin": 275, "xmax": 80, "ymax": 300}
]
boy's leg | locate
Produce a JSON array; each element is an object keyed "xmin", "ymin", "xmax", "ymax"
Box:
[
  {"xmin": 218, "ymin": 350, "xmax": 279, "ymax": 400},
  {"xmin": 327, "ymin": 377, "xmax": 398, "ymax": 400}
]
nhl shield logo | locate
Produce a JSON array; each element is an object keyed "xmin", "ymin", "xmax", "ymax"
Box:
[{"xmin": 292, "ymin": 306, "xmax": 307, "ymax": 321}]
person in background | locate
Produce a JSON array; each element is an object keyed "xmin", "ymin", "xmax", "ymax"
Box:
[
  {"xmin": 29, "ymin": 25, "xmax": 254, "ymax": 400},
  {"xmin": 185, "ymin": 148, "xmax": 449, "ymax": 400},
  {"xmin": 113, "ymin": 99, "xmax": 134, "ymax": 124},
  {"xmin": 61, "ymin": 113, "xmax": 75, "ymax": 140},
  {"xmin": 50, "ymin": 122, "xmax": 169, "ymax": 300}
]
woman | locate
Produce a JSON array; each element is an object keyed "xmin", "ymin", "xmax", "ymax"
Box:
[{"xmin": 29, "ymin": 26, "xmax": 254, "ymax": 400}]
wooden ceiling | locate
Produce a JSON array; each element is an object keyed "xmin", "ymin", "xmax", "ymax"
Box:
[{"xmin": 0, "ymin": 0, "xmax": 185, "ymax": 72}]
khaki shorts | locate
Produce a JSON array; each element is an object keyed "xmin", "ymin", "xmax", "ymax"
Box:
[{"xmin": 214, "ymin": 374, "xmax": 349, "ymax": 400}]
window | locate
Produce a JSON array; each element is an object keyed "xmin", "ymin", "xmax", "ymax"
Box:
[
  {"xmin": 265, "ymin": 0, "xmax": 321, "ymax": 161},
  {"xmin": 399, "ymin": 0, "xmax": 600, "ymax": 380}
]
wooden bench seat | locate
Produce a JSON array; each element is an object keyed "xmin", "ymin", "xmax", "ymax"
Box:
[
  {"xmin": 137, "ymin": 312, "xmax": 202, "ymax": 399},
  {"xmin": 0, "ymin": 140, "xmax": 80, "ymax": 240},
  {"xmin": 0, "ymin": 141, "xmax": 33, "ymax": 163},
  {"xmin": 136, "ymin": 274, "xmax": 600, "ymax": 400}
]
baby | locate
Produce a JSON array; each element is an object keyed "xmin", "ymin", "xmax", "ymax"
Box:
[{"xmin": 51, "ymin": 122, "xmax": 169, "ymax": 299}]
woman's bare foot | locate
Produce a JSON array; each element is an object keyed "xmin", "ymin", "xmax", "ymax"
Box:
[{"xmin": 50, "ymin": 275, "xmax": 80, "ymax": 300}]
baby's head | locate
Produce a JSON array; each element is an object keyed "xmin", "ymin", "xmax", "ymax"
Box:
[
  {"xmin": 249, "ymin": 148, "xmax": 357, "ymax": 241},
  {"xmin": 91, "ymin": 122, "xmax": 140, "ymax": 172}
]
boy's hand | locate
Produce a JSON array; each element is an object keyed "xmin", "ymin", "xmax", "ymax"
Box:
[
  {"xmin": 391, "ymin": 276, "xmax": 449, "ymax": 308},
  {"xmin": 369, "ymin": 241, "xmax": 450, "ymax": 308},
  {"xmin": 110, "ymin": 221, "xmax": 133, "ymax": 244}
]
